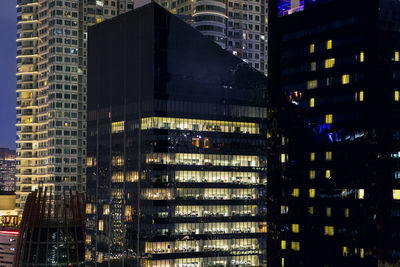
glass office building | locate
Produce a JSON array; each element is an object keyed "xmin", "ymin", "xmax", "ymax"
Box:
[
  {"xmin": 86, "ymin": 3, "xmax": 268, "ymax": 266},
  {"xmin": 268, "ymin": 0, "xmax": 400, "ymax": 266}
]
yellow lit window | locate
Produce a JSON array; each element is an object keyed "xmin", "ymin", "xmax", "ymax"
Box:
[
  {"xmin": 326, "ymin": 40, "xmax": 333, "ymax": 50},
  {"xmin": 86, "ymin": 203, "xmax": 93, "ymax": 214},
  {"xmin": 325, "ymin": 170, "xmax": 331, "ymax": 179},
  {"xmin": 311, "ymin": 62, "xmax": 316, "ymax": 71},
  {"xmin": 111, "ymin": 121, "xmax": 124, "ymax": 133},
  {"xmin": 192, "ymin": 138, "xmax": 200, "ymax": 147},
  {"xmin": 293, "ymin": 188, "xmax": 300, "ymax": 197},
  {"xmin": 343, "ymin": 246, "xmax": 348, "ymax": 256},
  {"xmin": 324, "ymin": 226, "xmax": 334, "ymax": 236},
  {"xmin": 98, "ymin": 220, "xmax": 104, "ymax": 231},
  {"xmin": 395, "ymin": 90, "xmax": 400, "ymax": 101},
  {"xmin": 204, "ymin": 138, "xmax": 210, "ymax": 148},
  {"xmin": 96, "ymin": 17, "xmax": 102, "ymax": 23},
  {"xmin": 281, "ymin": 240, "xmax": 286, "ymax": 250},
  {"xmin": 395, "ymin": 51, "xmax": 400, "ymax": 62},
  {"xmin": 308, "ymin": 206, "xmax": 314, "ymax": 215},
  {"xmin": 360, "ymin": 248, "xmax": 365, "ymax": 258},
  {"xmin": 358, "ymin": 189, "xmax": 365, "ymax": 199},
  {"xmin": 393, "ymin": 189, "xmax": 400, "ymax": 200},
  {"xmin": 281, "ymin": 258, "xmax": 285, "ymax": 267},
  {"xmin": 325, "ymin": 114, "xmax": 333, "ymax": 124},
  {"xmin": 307, "ymin": 80, "xmax": 318, "ymax": 89},
  {"xmin": 103, "ymin": 204, "xmax": 110, "ymax": 215},
  {"xmin": 86, "ymin": 235, "xmax": 91, "ymax": 245},
  {"xmin": 342, "ymin": 74, "xmax": 350, "ymax": 84},
  {"xmin": 310, "ymin": 152, "xmax": 315, "ymax": 161},
  {"xmin": 309, "ymin": 170, "xmax": 316, "ymax": 179},
  {"xmin": 85, "ymin": 250, "xmax": 92, "ymax": 261},
  {"xmin": 310, "ymin": 43, "xmax": 315, "ymax": 53},
  {"xmin": 292, "ymin": 224, "xmax": 299, "ymax": 233},
  {"xmin": 310, "ymin": 98, "xmax": 315, "ymax": 107},
  {"xmin": 326, "ymin": 207, "xmax": 332, "ymax": 217},
  {"xmin": 98, "ymin": 252, "xmax": 103, "ymax": 263},
  {"xmin": 325, "ymin": 151, "xmax": 332, "ymax": 161},
  {"xmin": 309, "ymin": 188, "xmax": 316, "ymax": 198},
  {"xmin": 281, "ymin": 154, "xmax": 287, "ymax": 163},
  {"xmin": 324, "ymin": 58, "xmax": 335, "ymax": 68},
  {"xmin": 344, "ymin": 208, "xmax": 350, "ymax": 218},
  {"xmin": 291, "ymin": 241, "xmax": 300, "ymax": 251},
  {"xmin": 360, "ymin": 51, "xmax": 364, "ymax": 62},
  {"xmin": 355, "ymin": 91, "xmax": 364, "ymax": 102}
]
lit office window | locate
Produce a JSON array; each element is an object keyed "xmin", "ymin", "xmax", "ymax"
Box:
[
  {"xmin": 308, "ymin": 206, "xmax": 314, "ymax": 215},
  {"xmin": 281, "ymin": 206, "xmax": 289, "ymax": 214},
  {"xmin": 342, "ymin": 74, "xmax": 350, "ymax": 84},
  {"xmin": 111, "ymin": 121, "xmax": 124, "ymax": 133},
  {"xmin": 98, "ymin": 220, "xmax": 104, "ymax": 231},
  {"xmin": 360, "ymin": 51, "xmax": 364, "ymax": 62},
  {"xmin": 292, "ymin": 224, "xmax": 299, "ymax": 233},
  {"xmin": 358, "ymin": 189, "xmax": 365, "ymax": 199},
  {"xmin": 307, "ymin": 80, "xmax": 318, "ymax": 89},
  {"xmin": 281, "ymin": 258, "xmax": 285, "ymax": 267},
  {"xmin": 324, "ymin": 226, "xmax": 334, "ymax": 236},
  {"xmin": 344, "ymin": 208, "xmax": 350, "ymax": 218},
  {"xmin": 103, "ymin": 204, "xmax": 109, "ymax": 215},
  {"xmin": 325, "ymin": 151, "xmax": 332, "ymax": 160},
  {"xmin": 324, "ymin": 58, "xmax": 335, "ymax": 68},
  {"xmin": 281, "ymin": 154, "xmax": 287, "ymax": 163},
  {"xmin": 309, "ymin": 170, "xmax": 316, "ymax": 180},
  {"xmin": 393, "ymin": 189, "xmax": 400, "ymax": 200},
  {"xmin": 85, "ymin": 235, "xmax": 91, "ymax": 245},
  {"xmin": 310, "ymin": 43, "xmax": 315, "ymax": 53},
  {"xmin": 326, "ymin": 40, "xmax": 333, "ymax": 50},
  {"xmin": 355, "ymin": 91, "xmax": 364, "ymax": 102},
  {"xmin": 310, "ymin": 98, "xmax": 315, "ymax": 107},
  {"xmin": 310, "ymin": 152, "xmax": 315, "ymax": 161},
  {"xmin": 394, "ymin": 51, "xmax": 400, "ymax": 62},
  {"xmin": 291, "ymin": 241, "xmax": 300, "ymax": 251},
  {"xmin": 360, "ymin": 248, "xmax": 365, "ymax": 258},
  {"xmin": 309, "ymin": 188, "xmax": 316, "ymax": 198},
  {"xmin": 343, "ymin": 246, "xmax": 349, "ymax": 257},
  {"xmin": 326, "ymin": 207, "xmax": 332, "ymax": 217},
  {"xmin": 281, "ymin": 240, "xmax": 286, "ymax": 250},
  {"xmin": 325, "ymin": 170, "xmax": 331, "ymax": 179},
  {"xmin": 311, "ymin": 62, "xmax": 316, "ymax": 71},
  {"xmin": 292, "ymin": 188, "xmax": 300, "ymax": 197},
  {"xmin": 395, "ymin": 90, "xmax": 400, "ymax": 101},
  {"xmin": 325, "ymin": 114, "xmax": 333, "ymax": 124}
]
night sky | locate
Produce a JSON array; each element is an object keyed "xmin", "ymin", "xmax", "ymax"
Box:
[{"xmin": 0, "ymin": 2, "xmax": 17, "ymax": 149}]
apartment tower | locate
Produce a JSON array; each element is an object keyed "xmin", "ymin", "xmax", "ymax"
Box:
[
  {"xmin": 86, "ymin": 3, "xmax": 268, "ymax": 266},
  {"xmin": 15, "ymin": 0, "xmax": 134, "ymax": 208},
  {"xmin": 268, "ymin": 0, "xmax": 400, "ymax": 266}
]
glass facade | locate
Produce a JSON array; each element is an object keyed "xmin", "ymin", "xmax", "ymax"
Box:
[{"xmin": 86, "ymin": 4, "xmax": 267, "ymax": 266}]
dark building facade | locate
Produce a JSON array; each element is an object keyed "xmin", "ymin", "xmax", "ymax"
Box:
[
  {"xmin": 268, "ymin": 0, "xmax": 400, "ymax": 266},
  {"xmin": 86, "ymin": 3, "xmax": 268, "ymax": 266}
]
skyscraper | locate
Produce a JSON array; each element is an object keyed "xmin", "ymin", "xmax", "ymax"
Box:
[
  {"xmin": 86, "ymin": 3, "xmax": 268, "ymax": 266},
  {"xmin": 268, "ymin": 0, "xmax": 400, "ymax": 266},
  {"xmin": 0, "ymin": 148, "xmax": 16, "ymax": 191},
  {"xmin": 15, "ymin": 0, "xmax": 134, "ymax": 208},
  {"xmin": 156, "ymin": 0, "xmax": 268, "ymax": 74}
]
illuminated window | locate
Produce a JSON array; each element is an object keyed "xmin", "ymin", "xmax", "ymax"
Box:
[
  {"xmin": 324, "ymin": 226, "xmax": 334, "ymax": 236},
  {"xmin": 96, "ymin": 17, "xmax": 102, "ymax": 23},
  {"xmin": 292, "ymin": 224, "xmax": 299, "ymax": 233},
  {"xmin": 281, "ymin": 205, "xmax": 289, "ymax": 214},
  {"xmin": 325, "ymin": 170, "xmax": 331, "ymax": 179},
  {"xmin": 309, "ymin": 170, "xmax": 316, "ymax": 180},
  {"xmin": 103, "ymin": 204, "xmax": 110, "ymax": 215},
  {"xmin": 112, "ymin": 121, "xmax": 124, "ymax": 133},
  {"xmin": 192, "ymin": 138, "xmax": 200, "ymax": 147},
  {"xmin": 281, "ymin": 258, "xmax": 285, "ymax": 267},
  {"xmin": 355, "ymin": 91, "xmax": 364, "ymax": 102},
  {"xmin": 112, "ymin": 156, "xmax": 124, "ymax": 166},
  {"xmin": 86, "ymin": 235, "xmax": 91, "ymax": 245},
  {"xmin": 325, "ymin": 114, "xmax": 333, "ymax": 124},
  {"xmin": 393, "ymin": 189, "xmax": 400, "ymax": 200},
  {"xmin": 343, "ymin": 246, "xmax": 348, "ymax": 256},
  {"xmin": 309, "ymin": 188, "xmax": 316, "ymax": 198},
  {"xmin": 281, "ymin": 154, "xmax": 287, "ymax": 163},
  {"xmin": 326, "ymin": 77, "xmax": 333, "ymax": 86},
  {"xmin": 86, "ymin": 203, "xmax": 93, "ymax": 214},
  {"xmin": 360, "ymin": 51, "xmax": 364, "ymax": 62},
  {"xmin": 326, "ymin": 40, "xmax": 332, "ymax": 50},
  {"xmin": 310, "ymin": 43, "xmax": 315, "ymax": 53},
  {"xmin": 395, "ymin": 90, "xmax": 400, "ymax": 101},
  {"xmin": 326, "ymin": 207, "xmax": 332, "ymax": 217},
  {"xmin": 204, "ymin": 138, "xmax": 210, "ymax": 148},
  {"xmin": 360, "ymin": 248, "xmax": 365, "ymax": 258},
  {"xmin": 342, "ymin": 74, "xmax": 350, "ymax": 84},
  {"xmin": 308, "ymin": 206, "xmax": 314, "ymax": 215},
  {"xmin": 311, "ymin": 62, "xmax": 316, "ymax": 71},
  {"xmin": 325, "ymin": 151, "xmax": 332, "ymax": 161},
  {"xmin": 307, "ymin": 80, "xmax": 318, "ymax": 89},
  {"xmin": 310, "ymin": 98, "xmax": 315, "ymax": 107},
  {"xmin": 281, "ymin": 240, "xmax": 286, "ymax": 250},
  {"xmin": 291, "ymin": 241, "xmax": 300, "ymax": 251},
  {"xmin": 358, "ymin": 189, "xmax": 365, "ymax": 199},
  {"xmin": 98, "ymin": 220, "xmax": 104, "ymax": 231},
  {"xmin": 310, "ymin": 152, "xmax": 315, "ymax": 161},
  {"xmin": 98, "ymin": 252, "xmax": 103, "ymax": 263},
  {"xmin": 344, "ymin": 208, "xmax": 350, "ymax": 218},
  {"xmin": 292, "ymin": 188, "xmax": 299, "ymax": 197},
  {"xmin": 394, "ymin": 51, "xmax": 400, "ymax": 62},
  {"xmin": 324, "ymin": 58, "xmax": 335, "ymax": 68}
]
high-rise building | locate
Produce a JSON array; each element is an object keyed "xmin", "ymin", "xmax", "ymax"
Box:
[
  {"xmin": 86, "ymin": 3, "xmax": 268, "ymax": 266},
  {"xmin": 15, "ymin": 0, "xmax": 134, "ymax": 208},
  {"xmin": 0, "ymin": 148, "xmax": 16, "ymax": 191},
  {"xmin": 155, "ymin": 0, "xmax": 268, "ymax": 74},
  {"xmin": 268, "ymin": 0, "xmax": 400, "ymax": 266},
  {"xmin": 13, "ymin": 188, "xmax": 85, "ymax": 267}
]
